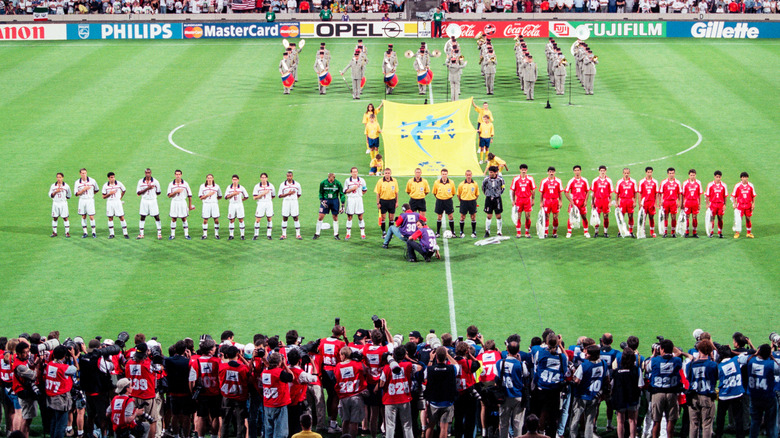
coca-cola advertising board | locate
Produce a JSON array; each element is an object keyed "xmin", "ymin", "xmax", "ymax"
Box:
[{"xmin": 435, "ymin": 21, "xmax": 548, "ymax": 38}]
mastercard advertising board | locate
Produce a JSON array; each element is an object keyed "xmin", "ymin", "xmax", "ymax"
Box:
[{"xmin": 183, "ymin": 22, "xmax": 300, "ymax": 39}]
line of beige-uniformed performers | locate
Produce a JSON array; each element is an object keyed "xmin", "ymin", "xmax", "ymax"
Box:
[{"xmin": 277, "ymin": 36, "xmax": 599, "ymax": 100}]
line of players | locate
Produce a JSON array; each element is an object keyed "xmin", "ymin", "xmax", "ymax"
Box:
[
  {"xmin": 509, "ymin": 164, "xmax": 757, "ymax": 239},
  {"xmin": 48, "ymin": 164, "xmax": 757, "ymax": 242}
]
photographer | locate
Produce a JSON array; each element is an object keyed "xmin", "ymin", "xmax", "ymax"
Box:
[
  {"xmin": 12, "ymin": 341, "xmax": 40, "ymax": 438},
  {"xmin": 611, "ymin": 349, "xmax": 643, "ymax": 438},
  {"xmin": 287, "ymin": 349, "xmax": 318, "ymax": 437},
  {"xmin": 452, "ymin": 342, "xmax": 480, "ymax": 438},
  {"xmin": 465, "ymin": 326, "xmax": 483, "ymax": 356},
  {"xmin": 124, "ymin": 343, "xmax": 158, "ymax": 438},
  {"xmin": 531, "ymin": 333, "xmax": 568, "ymax": 438},
  {"xmin": 1, "ymin": 338, "xmax": 19, "ymax": 434},
  {"xmin": 569, "ymin": 345, "xmax": 609, "ymax": 438},
  {"xmin": 334, "ymin": 346, "xmax": 368, "ymax": 438},
  {"xmin": 423, "ymin": 347, "xmax": 459, "ymax": 438},
  {"xmin": 318, "ymin": 325, "xmax": 347, "ymax": 433},
  {"xmin": 600, "ymin": 333, "xmax": 620, "ymax": 433},
  {"xmin": 163, "ymin": 341, "xmax": 192, "ymax": 438},
  {"xmin": 262, "ymin": 352, "xmax": 294, "ymax": 438},
  {"xmin": 190, "ymin": 338, "xmax": 221, "ymax": 438},
  {"xmin": 107, "ymin": 378, "xmax": 150, "ymax": 438},
  {"xmin": 746, "ymin": 344, "xmax": 779, "ymax": 438},
  {"xmin": 364, "ymin": 321, "xmax": 394, "ymax": 438},
  {"xmin": 495, "ymin": 341, "xmax": 529, "ymax": 438},
  {"xmin": 379, "ymin": 347, "xmax": 422, "ymax": 438},
  {"xmin": 685, "ymin": 340, "xmax": 718, "ymax": 438},
  {"xmin": 80, "ymin": 339, "xmax": 120, "ymax": 438},
  {"xmin": 218, "ymin": 346, "xmax": 250, "ymax": 438},
  {"xmin": 714, "ymin": 345, "xmax": 747, "ymax": 438},
  {"xmin": 302, "ymin": 341, "xmax": 327, "ymax": 433},
  {"xmin": 648, "ymin": 339, "xmax": 683, "ymax": 438},
  {"xmin": 45, "ymin": 346, "xmax": 78, "ymax": 438},
  {"xmin": 249, "ymin": 338, "xmax": 267, "ymax": 438}
]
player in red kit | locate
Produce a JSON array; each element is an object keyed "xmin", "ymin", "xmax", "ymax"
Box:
[
  {"xmin": 660, "ymin": 167, "xmax": 682, "ymax": 238},
  {"xmin": 705, "ymin": 170, "xmax": 728, "ymax": 238},
  {"xmin": 539, "ymin": 167, "xmax": 563, "ymax": 238},
  {"xmin": 510, "ymin": 164, "xmax": 535, "ymax": 238},
  {"xmin": 639, "ymin": 167, "xmax": 660, "ymax": 238},
  {"xmin": 591, "ymin": 165, "xmax": 614, "ymax": 238},
  {"xmin": 616, "ymin": 168, "xmax": 639, "ymax": 238},
  {"xmin": 731, "ymin": 171, "xmax": 756, "ymax": 238},
  {"xmin": 682, "ymin": 169, "xmax": 703, "ymax": 238},
  {"xmin": 564, "ymin": 165, "xmax": 590, "ymax": 239}
]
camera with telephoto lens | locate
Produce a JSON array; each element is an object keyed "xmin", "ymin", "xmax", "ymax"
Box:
[
  {"xmin": 384, "ymin": 352, "xmax": 401, "ymax": 374},
  {"xmin": 191, "ymin": 381, "xmax": 203, "ymax": 400},
  {"xmin": 372, "ymin": 315, "xmax": 382, "ymax": 329},
  {"xmin": 32, "ymin": 338, "xmax": 60, "ymax": 355},
  {"xmin": 149, "ymin": 346, "xmax": 164, "ymax": 365},
  {"xmin": 350, "ymin": 350, "xmax": 363, "ymax": 362},
  {"xmin": 651, "ymin": 336, "xmax": 665, "ymax": 353},
  {"xmin": 769, "ymin": 332, "xmax": 780, "ymax": 346},
  {"xmin": 620, "ymin": 342, "xmax": 628, "ymax": 350},
  {"xmin": 116, "ymin": 331, "xmax": 130, "ymax": 349},
  {"xmin": 135, "ymin": 402, "xmax": 155, "ymax": 423},
  {"xmin": 62, "ymin": 338, "xmax": 77, "ymax": 350}
]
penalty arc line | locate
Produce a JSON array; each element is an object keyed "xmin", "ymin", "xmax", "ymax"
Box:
[
  {"xmin": 168, "ymin": 124, "xmax": 196, "ymax": 155},
  {"xmin": 443, "ymin": 238, "xmax": 457, "ymax": 336}
]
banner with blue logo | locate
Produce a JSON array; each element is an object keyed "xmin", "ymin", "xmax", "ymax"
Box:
[
  {"xmin": 667, "ymin": 21, "xmax": 780, "ymax": 39},
  {"xmin": 67, "ymin": 23, "xmax": 182, "ymax": 40}
]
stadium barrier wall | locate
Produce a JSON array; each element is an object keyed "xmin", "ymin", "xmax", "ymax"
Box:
[{"xmin": 2, "ymin": 17, "xmax": 780, "ymax": 40}]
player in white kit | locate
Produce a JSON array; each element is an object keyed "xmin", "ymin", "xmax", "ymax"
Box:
[
  {"xmin": 344, "ymin": 167, "xmax": 368, "ymax": 240},
  {"xmin": 253, "ymin": 172, "xmax": 276, "ymax": 240},
  {"xmin": 49, "ymin": 172, "xmax": 71, "ymax": 238},
  {"xmin": 225, "ymin": 174, "xmax": 249, "ymax": 240},
  {"xmin": 136, "ymin": 168, "xmax": 163, "ymax": 240},
  {"xmin": 198, "ymin": 174, "xmax": 222, "ymax": 240},
  {"xmin": 75, "ymin": 168, "xmax": 100, "ymax": 238},
  {"xmin": 279, "ymin": 171, "xmax": 303, "ymax": 240},
  {"xmin": 102, "ymin": 172, "xmax": 128, "ymax": 239},
  {"xmin": 167, "ymin": 169, "xmax": 193, "ymax": 240}
]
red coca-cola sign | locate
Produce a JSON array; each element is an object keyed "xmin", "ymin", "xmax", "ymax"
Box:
[{"xmin": 441, "ymin": 21, "xmax": 549, "ymax": 38}]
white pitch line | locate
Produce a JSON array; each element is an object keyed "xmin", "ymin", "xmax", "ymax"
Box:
[
  {"xmin": 428, "ymin": 80, "xmax": 434, "ymax": 105},
  {"xmin": 168, "ymin": 124, "xmax": 196, "ymax": 155},
  {"xmin": 442, "ymin": 238, "xmax": 457, "ymax": 336}
]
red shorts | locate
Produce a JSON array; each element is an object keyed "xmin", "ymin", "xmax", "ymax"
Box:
[
  {"xmin": 708, "ymin": 203, "xmax": 724, "ymax": 216},
  {"xmin": 683, "ymin": 201, "xmax": 700, "ymax": 215},
  {"xmin": 662, "ymin": 200, "xmax": 678, "ymax": 215},
  {"xmin": 543, "ymin": 199, "xmax": 560, "ymax": 214},
  {"xmin": 642, "ymin": 202, "xmax": 656, "ymax": 216},
  {"xmin": 619, "ymin": 198, "xmax": 635, "ymax": 214},
  {"xmin": 569, "ymin": 198, "xmax": 587, "ymax": 217},
  {"xmin": 593, "ymin": 198, "xmax": 610, "ymax": 214},
  {"xmin": 738, "ymin": 205, "xmax": 753, "ymax": 217},
  {"xmin": 515, "ymin": 198, "xmax": 533, "ymax": 213}
]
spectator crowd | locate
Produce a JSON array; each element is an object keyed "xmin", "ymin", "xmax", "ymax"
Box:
[{"xmin": 1, "ymin": 320, "xmax": 779, "ymax": 438}]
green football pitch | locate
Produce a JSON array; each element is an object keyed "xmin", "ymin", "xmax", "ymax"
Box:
[{"xmin": 0, "ymin": 37, "xmax": 778, "ymax": 351}]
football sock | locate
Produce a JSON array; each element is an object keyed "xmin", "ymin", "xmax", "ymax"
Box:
[
  {"xmin": 370, "ymin": 149, "xmax": 377, "ymax": 160},
  {"xmin": 64, "ymin": 220, "xmax": 69, "ymax": 234},
  {"xmin": 526, "ymin": 217, "xmax": 531, "ymax": 233},
  {"xmin": 649, "ymin": 216, "xmax": 655, "ymax": 229},
  {"xmin": 108, "ymin": 221, "xmax": 114, "ymax": 236},
  {"xmin": 52, "ymin": 220, "xmax": 58, "ymax": 234},
  {"xmin": 603, "ymin": 216, "xmax": 609, "ymax": 229},
  {"xmin": 333, "ymin": 221, "xmax": 339, "ymax": 236},
  {"xmin": 436, "ymin": 220, "xmax": 442, "ymax": 234},
  {"xmin": 460, "ymin": 221, "xmax": 465, "ymax": 234},
  {"xmin": 567, "ymin": 219, "xmax": 572, "ymax": 234},
  {"xmin": 120, "ymin": 220, "xmax": 127, "ymax": 236},
  {"xmin": 359, "ymin": 220, "xmax": 365, "ymax": 235},
  {"xmin": 239, "ymin": 222, "xmax": 245, "ymax": 237},
  {"xmin": 183, "ymin": 222, "xmax": 189, "ymax": 237},
  {"xmin": 282, "ymin": 221, "xmax": 288, "ymax": 236},
  {"xmin": 380, "ymin": 218, "xmax": 386, "ymax": 232},
  {"xmin": 155, "ymin": 220, "xmax": 162, "ymax": 234},
  {"xmin": 294, "ymin": 220, "xmax": 301, "ymax": 236},
  {"xmin": 717, "ymin": 216, "xmax": 723, "ymax": 233},
  {"xmin": 471, "ymin": 221, "xmax": 476, "ymax": 234},
  {"xmin": 229, "ymin": 223, "xmax": 234, "ymax": 237},
  {"xmin": 81, "ymin": 218, "xmax": 87, "ymax": 233},
  {"xmin": 170, "ymin": 222, "xmax": 176, "ymax": 237},
  {"xmin": 214, "ymin": 224, "xmax": 219, "ymax": 237},
  {"xmin": 266, "ymin": 221, "xmax": 272, "ymax": 236},
  {"xmin": 90, "ymin": 219, "xmax": 96, "ymax": 232},
  {"xmin": 583, "ymin": 218, "xmax": 588, "ymax": 229},
  {"xmin": 746, "ymin": 218, "xmax": 751, "ymax": 232},
  {"xmin": 485, "ymin": 218, "xmax": 491, "ymax": 231},
  {"xmin": 497, "ymin": 219, "xmax": 502, "ymax": 232},
  {"xmin": 692, "ymin": 217, "xmax": 698, "ymax": 232},
  {"xmin": 316, "ymin": 220, "xmax": 322, "ymax": 235},
  {"xmin": 139, "ymin": 220, "xmax": 145, "ymax": 236},
  {"xmin": 346, "ymin": 220, "xmax": 352, "ymax": 233},
  {"xmin": 254, "ymin": 222, "xmax": 260, "ymax": 237},
  {"xmin": 629, "ymin": 216, "xmax": 634, "ymax": 233},
  {"xmin": 595, "ymin": 225, "xmax": 599, "ymax": 234},
  {"xmin": 449, "ymin": 220, "xmax": 455, "ymax": 232},
  {"xmin": 205, "ymin": 223, "xmax": 210, "ymax": 237}
]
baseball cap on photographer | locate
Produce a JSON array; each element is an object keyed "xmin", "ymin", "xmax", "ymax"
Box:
[
  {"xmin": 409, "ymin": 331, "xmax": 422, "ymax": 340},
  {"xmin": 115, "ymin": 378, "xmax": 131, "ymax": 394}
]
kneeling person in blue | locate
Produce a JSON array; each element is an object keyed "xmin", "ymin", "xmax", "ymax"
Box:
[
  {"xmin": 383, "ymin": 203, "xmax": 419, "ymax": 248},
  {"xmin": 314, "ymin": 173, "xmax": 345, "ymax": 240},
  {"xmin": 406, "ymin": 219, "xmax": 440, "ymax": 262}
]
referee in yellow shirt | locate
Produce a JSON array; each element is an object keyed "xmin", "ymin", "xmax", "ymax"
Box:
[
  {"xmin": 432, "ymin": 168, "xmax": 456, "ymax": 237},
  {"xmin": 374, "ymin": 168, "xmax": 398, "ymax": 236},
  {"xmin": 405, "ymin": 168, "xmax": 430, "ymax": 214},
  {"xmin": 365, "ymin": 113, "xmax": 382, "ymax": 161},
  {"xmin": 457, "ymin": 170, "xmax": 480, "ymax": 238},
  {"xmin": 477, "ymin": 115, "xmax": 494, "ymax": 164}
]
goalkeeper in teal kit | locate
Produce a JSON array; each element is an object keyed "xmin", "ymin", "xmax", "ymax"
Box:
[{"xmin": 314, "ymin": 172, "xmax": 346, "ymax": 240}]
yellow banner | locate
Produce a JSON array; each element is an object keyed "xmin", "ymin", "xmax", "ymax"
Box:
[{"xmin": 381, "ymin": 98, "xmax": 480, "ymax": 176}]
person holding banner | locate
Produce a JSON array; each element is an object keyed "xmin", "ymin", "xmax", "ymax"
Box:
[
  {"xmin": 341, "ymin": 51, "xmax": 366, "ymax": 100},
  {"xmin": 414, "ymin": 48, "xmax": 430, "ymax": 95},
  {"xmin": 314, "ymin": 50, "xmax": 331, "ymax": 95},
  {"xmin": 365, "ymin": 114, "xmax": 382, "ymax": 161},
  {"xmin": 280, "ymin": 51, "xmax": 294, "ymax": 95}
]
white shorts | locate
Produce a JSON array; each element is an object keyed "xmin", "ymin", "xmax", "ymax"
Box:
[
  {"xmin": 228, "ymin": 203, "xmax": 245, "ymax": 220},
  {"xmin": 202, "ymin": 203, "xmax": 220, "ymax": 219},
  {"xmin": 255, "ymin": 202, "xmax": 274, "ymax": 218},
  {"xmin": 170, "ymin": 200, "xmax": 189, "ymax": 218},
  {"xmin": 139, "ymin": 199, "xmax": 159, "ymax": 217},
  {"xmin": 345, "ymin": 197, "xmax": 365, "ymax": 215},
  {"xmin": 106, "ymin": 200, "xmax": 125, "ymax": 218},
  {"xmin": 282, "ymin": 199, "xmax": 299, "ymax": 218},
  {"xmin": 78, "ymin": 198, "xmax": 95, "ymax": 216},
  {"xmin": 52, "ymin": 202, "xmax": 69, "ymax": 218}
]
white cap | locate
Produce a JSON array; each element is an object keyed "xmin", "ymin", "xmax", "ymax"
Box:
[
  {"xmin": 692, "ymin": 329, "xmax": 704, "ymax": 341},
  {"xmin": 103, "ymin": 339, "xmax": 115, "ymax": 346},
  {"xmin": 147, "ymin": 340, "xmax": 160, "ymax": 349}
]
